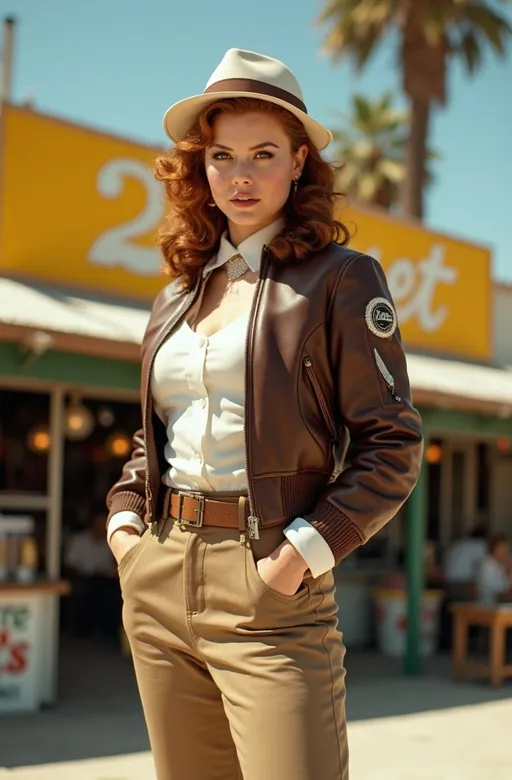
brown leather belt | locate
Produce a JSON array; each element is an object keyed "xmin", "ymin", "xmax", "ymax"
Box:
[{"xmin": 163, "ymin": 489, "xmax": 249, "ymax": 530}]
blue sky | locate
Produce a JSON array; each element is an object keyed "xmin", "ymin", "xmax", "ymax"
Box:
[{"xmin": 2, "ymin": 0, "xmax": 512, "ymax": 280}]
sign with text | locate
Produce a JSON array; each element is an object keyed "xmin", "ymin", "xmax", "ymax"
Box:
[
  {"xmin": 342, "ymin": 206, "xmax": 491, "ymax": 360},
  {"xmin": 0, "ymin": 105, "xmax": 165, "ymax": 298},
  {"xmin": 0, "ymin": 598, "xmax": 39, "ymax": 713},
  {"xmin": 0, "ymin": 106, "xmax": 491, "ymax": 359}
]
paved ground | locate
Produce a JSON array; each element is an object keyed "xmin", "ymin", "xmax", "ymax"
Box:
[{"xmin": 1, "ymin": 639, "xmax": 511, "ymax": 778}]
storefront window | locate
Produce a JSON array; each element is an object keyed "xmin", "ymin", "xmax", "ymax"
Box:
[
  {"xmin": 427, "ymin": 438, "xmax": 443, "ymax": 541},
  {"xmin": 451, "ymin": 450, "xmax": 466, "ymax": 540},
  {"xmin": 476, "ymin": 442, "xmax": 491, "ymax": 514},
  {"xmin": 61, "ymin": 398, "xmax": 141, "ymax": 533},
  {"xmin": 0, "ymin": 389, "xmax": 50, "ymax": 494}
]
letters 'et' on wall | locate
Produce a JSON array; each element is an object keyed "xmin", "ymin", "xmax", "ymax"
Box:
[{"xmin": 341, "ymin": 207, "xmax": 491, "ymax": 361}]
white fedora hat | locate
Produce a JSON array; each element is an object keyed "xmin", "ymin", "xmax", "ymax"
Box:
[{"xmin": 163, "ymin": 48, "xmax": 332, "ymax": 151}]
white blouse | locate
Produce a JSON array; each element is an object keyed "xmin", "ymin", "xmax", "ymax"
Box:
[
  {"xmin": 108, "ymin": 220, "xmax": 335, "ymax": 578},
  {"xmin": 152, "ymin": 315, "xmax": 249, "ymax": 493}
]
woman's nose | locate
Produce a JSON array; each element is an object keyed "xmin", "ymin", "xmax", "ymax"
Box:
[{"xmin": 232, "ymin": 164, "xmax": 252, "ymax": 186}]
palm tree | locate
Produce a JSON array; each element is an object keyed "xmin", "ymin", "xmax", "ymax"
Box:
[
  {"xmin": 317, "ymin": 0, "xmax": 512, "ymax": 219},
  {"xmin": 331, "ymin": 92, "xmax": 410, "ymax": 210}
]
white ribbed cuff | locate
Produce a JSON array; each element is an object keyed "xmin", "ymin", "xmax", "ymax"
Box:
[
  {"xmin": 107, "ymin": 511, "xmax": 145, "ymax": 545},
  {"xmin": 283, "ymin": 517, "xmax": 335, "ymax": 578}
]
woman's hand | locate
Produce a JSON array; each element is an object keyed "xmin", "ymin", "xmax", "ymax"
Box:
[
  {"xmin": 256, "ymin": 540, "xmax": 308, "ymax": 596},
  {"xmin": 109, "ymin": 527, "xmax": 142, "ymax": 566}
]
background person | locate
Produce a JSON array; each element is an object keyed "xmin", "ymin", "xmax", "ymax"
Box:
[
  {"xmin": 65, "ymin": 507, "xmax": 120, "ymax": 641},
  {"xmin": 444, "ymin": 524, "xmax": 488, "ymax": 601},
  {"xmin": 476, "ymin": 534, "xmax": 512, "ymax": 605}
]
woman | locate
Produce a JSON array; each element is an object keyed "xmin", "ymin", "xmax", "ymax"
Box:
[{"xmin": 106, "ymin": 48, "xmax": 423, "ymax": 780}]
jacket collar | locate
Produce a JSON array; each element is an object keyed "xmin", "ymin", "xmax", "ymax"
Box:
[{"xmin": 203, "ymin": 218, "xmax": 285, "ymax": 277}]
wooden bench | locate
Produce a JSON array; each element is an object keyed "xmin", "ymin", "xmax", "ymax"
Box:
[{"xmin": 450, "ymin": 602, "xmax": 512, "ymax": 687}]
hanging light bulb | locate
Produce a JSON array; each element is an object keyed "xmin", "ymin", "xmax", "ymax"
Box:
[
  {"xmin": 425, "ymin": 443, "xmax": 443, "ymax": 464},
  {"xmin": 65, "ymin": 395, "xmax": 95, "ymax": 441},
  {"xmin": 106, "ymin": 432, "xmax": 131, "ymax": 458},
  {"xmin": 27, "ymin": 425, "xmax": 51, "ymax": 453}
]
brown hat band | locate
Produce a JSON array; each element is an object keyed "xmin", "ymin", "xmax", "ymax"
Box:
[{"xmin": 204, "ymin": 78, "xmax": 308, "ymax": 114}]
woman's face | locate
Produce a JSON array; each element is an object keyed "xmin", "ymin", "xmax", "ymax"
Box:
[{"xmin": 205, "ymin": 111, "xmax": 308, "ymax": 246}]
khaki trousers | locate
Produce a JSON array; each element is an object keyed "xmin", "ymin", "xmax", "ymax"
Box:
[{"xmin": 119, "ymin": 514, "xmax": 349, "ymax": 780}]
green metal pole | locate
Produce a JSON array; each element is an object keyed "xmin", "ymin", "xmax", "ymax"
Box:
[{"xmin": 405, "ymin": 457, "xmax": 427, "ymax": 675}]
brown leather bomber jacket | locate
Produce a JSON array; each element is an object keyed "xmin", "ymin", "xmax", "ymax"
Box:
[{"xmin": 106, "ymin": 243, "xmax": 423, "ymax": 564}]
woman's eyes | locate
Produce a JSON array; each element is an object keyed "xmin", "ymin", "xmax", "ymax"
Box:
[{"xmin": 211, "ymin": 151, "xmax": 274, "ymax": 160}]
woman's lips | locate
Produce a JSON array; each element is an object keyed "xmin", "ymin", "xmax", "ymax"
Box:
[{"xmin": 230, "ymin": 196, "xmax": 260, "ymax": 208}]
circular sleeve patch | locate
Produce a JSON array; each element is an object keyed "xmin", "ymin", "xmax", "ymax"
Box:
[{"xmin": 365, "ymin": 297, "xmax": 397, "ymax": 338}]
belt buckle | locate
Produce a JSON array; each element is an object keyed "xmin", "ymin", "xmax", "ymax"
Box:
[{"xmin": 177, "ymin": 491, "xmax": 205, "ymax": 528}]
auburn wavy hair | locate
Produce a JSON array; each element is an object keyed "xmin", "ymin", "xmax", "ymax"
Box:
[{"xmin": 154, "ymin": 97, "xmax": 349, "ymax": 289}]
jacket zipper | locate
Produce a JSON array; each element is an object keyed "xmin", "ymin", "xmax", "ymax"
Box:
[
  {"xmin": 303, "ymin": 355, "xmax": 337, "ymax": 439},
  {"xmin": 373, "ymin": 348, "xmax": 402, "ymax": 403},
  {"xmin": 243, "ymin": 246, "xmax": 269, "ymax": 540},
  {"xmin": 143, "ymin": 279, "xmax": 202, "ymax": 521}
]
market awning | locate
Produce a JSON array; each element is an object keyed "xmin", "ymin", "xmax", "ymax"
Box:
[
  {"xmin": 406, "ymin": 353, "xmax": 512, "ymax": 416},
  {"xmin": 0, "ymin": 276, "xmax": 151, "ymax": 361},
  {"xmin": 2, "ymin": 276, "xmax": 512, "ymax": 416}
]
